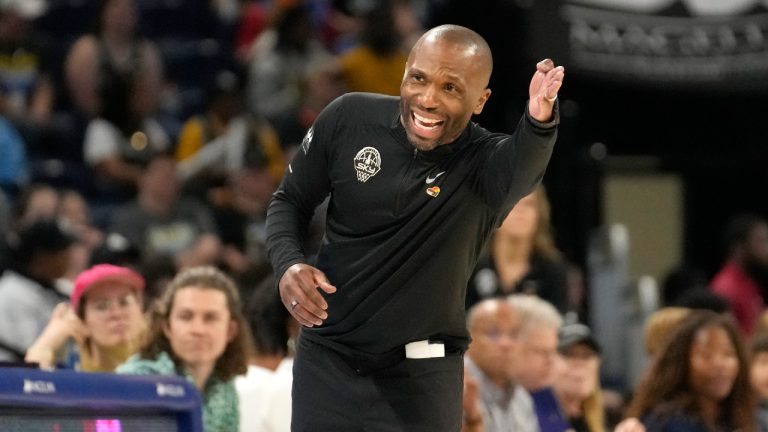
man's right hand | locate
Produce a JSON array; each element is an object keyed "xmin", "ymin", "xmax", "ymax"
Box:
[{"xmin": 279, "ymin": 263, "xmax": 337, "ymax": 327}]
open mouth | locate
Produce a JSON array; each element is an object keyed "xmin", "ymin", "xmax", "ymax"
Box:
[{"xmin": 412, "ymin": 111, "xmax": 445, "ymax": 137}]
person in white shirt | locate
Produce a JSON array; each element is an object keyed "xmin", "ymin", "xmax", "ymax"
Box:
[{"xmin": 235, "ymin": 275, "xmax": 299, "ymax": 431}]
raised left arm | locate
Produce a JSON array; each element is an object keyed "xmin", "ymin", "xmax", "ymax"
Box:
[{"xmin": 528, "ymin": 59, "xmax": 565, "ymax": 123}]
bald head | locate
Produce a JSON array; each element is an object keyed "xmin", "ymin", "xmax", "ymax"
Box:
[
  {"xmin": 467, "ymin": 298, "xmax": 519, "ymax": 385},
  {"xmin": 467, "ymin": 298, "xmax": 507, "ymax": 329},
  {"xmin": 399, "ymin": 24, "xmax": 494, "ymax": 151},
  {"xmin": 409, "ymin": 25, "xmax": 493, "ymax": 87}
]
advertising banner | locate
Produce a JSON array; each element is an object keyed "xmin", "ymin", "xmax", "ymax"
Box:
[{"xmin": 559, "ymin": 0, "xmax": 768, "ymax": 91}]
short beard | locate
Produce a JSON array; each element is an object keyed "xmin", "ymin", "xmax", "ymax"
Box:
[{"xmin": 410, "ymin": 139, "xmax": 440, "ymax": 152}]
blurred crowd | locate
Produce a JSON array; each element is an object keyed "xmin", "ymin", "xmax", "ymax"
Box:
[{"xmin": 2, "ymin": 0, "xmax": 768, "ymax": 431}]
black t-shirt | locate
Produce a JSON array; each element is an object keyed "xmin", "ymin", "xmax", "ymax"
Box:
[
  {"xmin": 465, "ymin": 252, "xmax": 570, "ymax": 312},
  {"xmin": 266, "ymin": 92, "xmax": 558, "ymax": 356}
]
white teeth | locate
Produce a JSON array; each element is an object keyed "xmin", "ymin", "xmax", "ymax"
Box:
[{"xmin": 413, "ymin": 112, "xmax": 443, "ymax": 128}]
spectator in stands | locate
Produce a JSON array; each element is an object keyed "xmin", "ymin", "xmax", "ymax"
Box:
[
  {"xmin": 117, "ymin": 266, "xmax": 250, "ymax": 432},
  {"xmin": 247, "ymin": 3, "xmax": 332, "ymax": 123},
  {"xmin": 89, "ymin": 231, "xmax": 141, "ymax": 269},
  {"xmin": 674, "ymin": 289, "xmax": 731, "ymax": 315},
  {"xmin": 467, "ymin": 185, "xmax": 575, "ymax": 314},
  {"xmin": 13, "ymin": 183, "xmax": 58, "ymax": 229},
  {"xmin": 212, "ymin": 165, "xmax": 277, "ymax": 284},
  {"xmin": 508, "ymin": 294, "xmax": 574, "ymax": 431},
  {"xmin": 750, "ymin": 332, "xmax": 768, "ymax": 432},
  {"xmin": 65, "ymin": 0, "xmax": 163, "ymax": 119},
  {"xmin": 109, "ymin": 155, "xmax": 222, "ymax": 270},
  {"xmin": 58, "ymin": 189, "xmax": 104, "ymax": 280},
  {"xmin": 67, "ymin": 0, "xmax": 168, "ymax": 194},
  {"xmin": 0, "ymin": 220, "xmax": 73, "ymax": 361},
  {"xmin": 661, "ymin": 265, "xmax": 708, "ymax": 307},
  {"xmin": 0, "ymin": 116, "xmax": 28, "ymax": 194},
  {"xmin": 233, "ymin": 0, "xmax": 271, "ymax": 64},
  {"xmin": 711, "ymin": 214, "xmax": 768, "ymax": 336},
  {"xmin": 80, "ymin": 77, "xmax": 170, "ymax": 196},
  {"xmin": 626, "ymin": 310, "xmax": 755, "ymax": 432},
  {"xmin": 320, "ymin": 0, "xmax": 364, "ymax": 55},
  {"xmin": 643, "ymin": 307, "xmax": 690, "ymax": 360},
  {"xmin": 507, "ymin": 294, "xmax": 563, "ymax": 392},
  {"xmin": 236, "ymin": 274, "xmax": 298, "ymax": 432},
  {"xmin": 610, "ymin": 308, "xmax": 692, "ymax": 432},
  {"xmin": 552, "ymin": 322, "xmax": 606, "ymax": 432},
  {"xmin": 464, "ymin": 297, "xmax": 540, "ymax": 431},
  {"xmin": 269, "ymin": 55, "xmax": 345, "ymax": 152},
  {"xmin": 0, "ymin": 0, "xmax": 55, "ymax": 156},
  {"xmin": 25, "ymin": 264, "xmax": 145, "ymax": 371},
  {"xmin": 175, "ymin": 69, "xmax": 285, "ymax": 202},
  {"xmin": 336, "ymin": 0, "xmax": 411, "ymax": 96}
]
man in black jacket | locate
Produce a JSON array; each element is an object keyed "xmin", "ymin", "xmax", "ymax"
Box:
[{"xmin": 266, "ymin": 24, "xmax": 564, "ymax": 431}]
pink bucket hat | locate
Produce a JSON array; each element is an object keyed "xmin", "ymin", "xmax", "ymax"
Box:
[{"xmin": 72, "ymin": 264, "xmax": 145, "ymax": 311}]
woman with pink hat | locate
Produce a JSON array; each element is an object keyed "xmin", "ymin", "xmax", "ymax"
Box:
[{"xmin": 25, "ymin": 264, "xmax": 146, "ymax": 371}]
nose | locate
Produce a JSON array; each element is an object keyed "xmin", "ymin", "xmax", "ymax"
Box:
[
  {"xmin": 106, "ymin": 305, "xmax": 128, "ymax": 319},
  {"xmin": 189, "ymin": 317, "xmax": 207, "ymax": 335},
  {"xmin": 712, "ymin": 353, "xmax": 735, "ymax": 371},
  {"xmin": 419, "ymin": 84, "xmax": 439, "ymax": 110}
]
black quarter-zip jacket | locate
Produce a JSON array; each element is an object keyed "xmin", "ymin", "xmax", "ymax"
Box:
[{"xmin": 266, "ymin": 92, "xmax": 558, "ymax": 357}]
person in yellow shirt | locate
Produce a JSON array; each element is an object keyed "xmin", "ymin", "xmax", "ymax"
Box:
[
  {"xmin": 175, "ymin": 70, "xmax": 285, "ymax": 198},
  {"xmin": 337, "ymin": 1, "xmax": 417, "ymax": 96}
]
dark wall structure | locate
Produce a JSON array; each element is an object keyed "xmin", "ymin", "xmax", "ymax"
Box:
[{"xmin": 430, "ymin": 0, "xmax": 768, "ymax": 279}]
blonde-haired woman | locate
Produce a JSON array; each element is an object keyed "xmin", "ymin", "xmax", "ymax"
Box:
[
  {"xmin": 118, "ymin": 266, "xmax": 251, "ymax": 432},
  {"xmin": 466, "ymin": 184, "xmax": 575, "ymax": 313},
  {"xmin": 25, "ymin": 264, "xmax": 146, "ymax": 371}
]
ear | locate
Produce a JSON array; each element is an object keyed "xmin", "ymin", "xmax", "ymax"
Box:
[
  {"xmin": 161, "ymin": 320, "xmax": 172, "ymax": 340},
  {"xmin": 227, "ymin": 320, "xmax": 238, "ymax": 342},
  {"xmin": 473, "ymin": 88, "xmax": 492, "ymax": 115}
]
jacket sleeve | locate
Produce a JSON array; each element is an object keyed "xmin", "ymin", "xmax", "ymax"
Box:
[
  {"xmin": 478, "ymin": 101, "xmax": 559, "ymax": 218},
  {"xmin": 265, "ymin": 95, "xmax": 343, "ymax": 281}
]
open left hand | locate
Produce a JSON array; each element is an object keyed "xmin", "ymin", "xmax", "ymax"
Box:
[
  {"xmin": 278, "ymin": 263, "xmax": 337, "ymax": 327},
  {"xmin": 528, "ymin": 58, "xmax": 565, "ymax": 123}
]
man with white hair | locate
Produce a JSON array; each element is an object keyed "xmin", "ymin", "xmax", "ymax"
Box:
[{"xmin": 507, "ymin": 294, "xmax": 563, "ymax": 392}]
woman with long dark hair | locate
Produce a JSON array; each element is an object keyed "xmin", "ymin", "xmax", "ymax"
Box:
[{"xmin": 626, "ymin": 310, "xmax": 755, "ymax": 432}]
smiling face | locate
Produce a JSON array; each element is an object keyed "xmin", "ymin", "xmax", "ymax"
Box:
[
  {"xmin": 688, "ymin": 325, "xmax": 739, "ymax": 403},
  {"xmin": 399, "ymin": 28, "xmax": 492, "ymax": 152}
]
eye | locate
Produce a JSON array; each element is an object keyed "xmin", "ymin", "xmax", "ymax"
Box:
[
  {"xmin": 444, "ymin": 83, "xmax": 456, "ymax": 92},
  {"xmin": 177, "ymin": 310, "xmax": 194, "ymax": 321},
  {"xmin": 204, "ymin": 312, "xmax": 222, "ymax": 323},
  {"xmin": 411, "ymin": 74, "xmax": 424, "ymax": 82}
]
